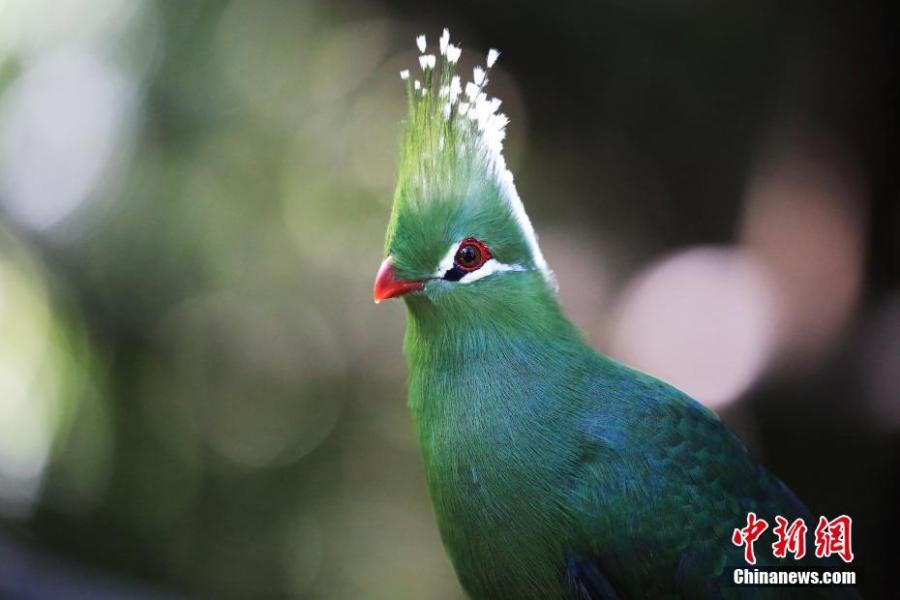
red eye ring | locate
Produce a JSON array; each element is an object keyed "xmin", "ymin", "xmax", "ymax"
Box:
[{"xmin": 453, "ymin": 238, "xmax": 491, "ymax": 272}]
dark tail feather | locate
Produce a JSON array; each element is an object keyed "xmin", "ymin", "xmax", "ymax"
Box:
[{"xmin": 564, "ymin": 553, "xmax": 621, "ymax": 600}]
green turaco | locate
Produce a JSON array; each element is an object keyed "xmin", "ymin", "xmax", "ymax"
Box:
[{"xmin": 373, "ymin": 30, "xmax": 858, "ymax": 599}]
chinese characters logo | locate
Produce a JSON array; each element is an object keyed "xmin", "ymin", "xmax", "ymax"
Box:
[{"xmin": 732, "ymin": 513, "xmax": 854, "ymax": 564}]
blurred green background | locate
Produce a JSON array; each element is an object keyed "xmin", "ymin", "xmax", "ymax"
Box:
[{"xmin": 0, "ymin": 0, "xmax": 896, "ymax": 598}]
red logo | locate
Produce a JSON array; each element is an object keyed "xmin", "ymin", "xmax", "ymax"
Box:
[
  {"xmin": 732, "ymin": 512, "xmax": 769, "ymax": 564},
  {"xmin": 772, "ymin": 516, "xmax": 807, "ymax": 560},
  {"xmin": 814, "ymin": 515, "xmax": 854, "ymax": 563},
  {"xmin": 732, "ymin": 513, "xmax": 854, "ymax": 564}
]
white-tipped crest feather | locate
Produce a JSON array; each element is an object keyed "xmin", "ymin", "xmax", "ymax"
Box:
[
  {"xmin": 447, "ymin": 44, "xmax": 462, "ymax": 64},
  {"xmin": 397, "ymin": 29, "xmax": 556, "ymax": 290}
]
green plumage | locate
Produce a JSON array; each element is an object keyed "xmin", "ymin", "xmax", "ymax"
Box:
[{"xmin": 379, "ymin": 32, "xmax": 856, "ymax": 599}]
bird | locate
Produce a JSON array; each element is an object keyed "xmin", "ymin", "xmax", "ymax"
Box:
[{"xmin": 373, "ymin": 29, "xmax": 858, "ymax": 599}]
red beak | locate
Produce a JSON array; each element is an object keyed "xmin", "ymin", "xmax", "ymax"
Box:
[{"xmin": 373, "ymin": 257, "xmax": 424, "ymax": 303}]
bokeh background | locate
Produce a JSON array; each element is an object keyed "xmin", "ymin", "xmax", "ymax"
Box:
[{"xmin": 0, "ymin": 0, "xmax": 896, "ymax": 598}]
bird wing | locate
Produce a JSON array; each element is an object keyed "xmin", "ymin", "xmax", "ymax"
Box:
[{"xmin": 562, "ymin": 363, "xmax": 816, "ymax": 598}]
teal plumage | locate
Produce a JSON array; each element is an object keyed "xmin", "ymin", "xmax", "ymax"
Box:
[{"xmin": 375, "ymin": 31, "xmax": 858, "ymax": 599}]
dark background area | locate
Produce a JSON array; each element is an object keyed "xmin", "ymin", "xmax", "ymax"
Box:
[{"xmin": 0, "ymin": 0, "xmax": 896, "ymax": 597}]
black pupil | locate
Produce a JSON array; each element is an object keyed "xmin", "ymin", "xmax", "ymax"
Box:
[{"xmin": 456, "ymin": 244, "xmax": 480, "ymax": 267}]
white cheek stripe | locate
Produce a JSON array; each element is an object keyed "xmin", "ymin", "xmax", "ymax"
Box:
[
  {"xmin": 458, "ymin": 258, "xmax": 524, "ymax": 283},
  {"xmin": 433, "ymin": 243, "xmax": 458, "ymax": 277},
  {"xmin": 430, "ymin": 241, "xmax": 525, "ymax": 284}
]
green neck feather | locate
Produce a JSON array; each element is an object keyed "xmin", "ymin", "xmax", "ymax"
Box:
[{"xmin": 401, "ymin": 269, "xmax": 601, "ymax": 596}]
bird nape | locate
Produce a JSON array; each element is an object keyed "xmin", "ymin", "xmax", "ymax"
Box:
[{"xmin": 373, "ymin": 29, "xmax": 858, "ymax": 600}]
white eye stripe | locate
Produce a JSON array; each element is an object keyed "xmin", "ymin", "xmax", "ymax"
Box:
[
  {"xmin": 430, "ymin": 241, "xmax": 526, "ymax": 283},
  {"xmin": 457, "ymin": 259, "xmax": 524, "ymax": 283},
  {"xmin": 432, "ymin": 243, "xmax": 458, "ymax": 278}
]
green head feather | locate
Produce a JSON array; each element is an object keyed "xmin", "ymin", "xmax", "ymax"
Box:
[{"xmin": 383, "ymin": 30, "xmax": 556, "ymax": 309}]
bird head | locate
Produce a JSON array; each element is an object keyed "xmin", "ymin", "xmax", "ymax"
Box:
[{"xmin": 375, "ymin": 30, "xmax": 556, "ymax": 317}]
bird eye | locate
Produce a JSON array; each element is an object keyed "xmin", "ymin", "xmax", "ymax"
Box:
[{"xmin": 453, "ymin": 238, "xmax": 491, "ymax": 272}]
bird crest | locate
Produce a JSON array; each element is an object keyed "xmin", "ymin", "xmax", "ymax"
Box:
[{"xmin": 388, "ymin": 29, "xmax": 555, "ymax": 289}]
